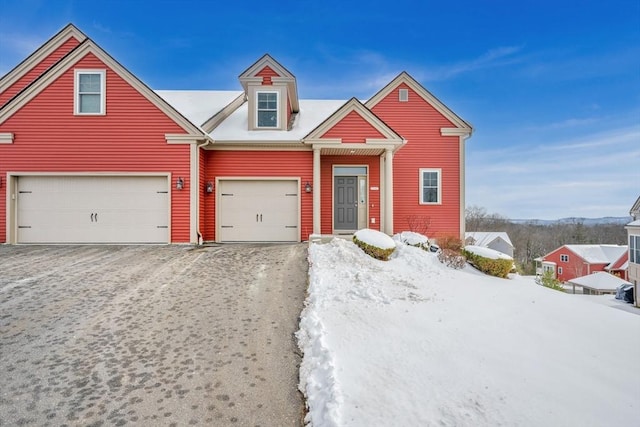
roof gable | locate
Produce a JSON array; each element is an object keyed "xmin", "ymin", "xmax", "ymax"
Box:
[
  {"xmin": 564, "ymin": 244, "xmax": 628, "ymax": 264},
  {"xmin": 0, "ymin": 24, "xmax": 86, "ymax": 106},
  {"xmin": 630, "ymin": 195, "xmax": 640, "ymax": 219},
  {"xmin": 0, "ymin": 37, "xmax": 204, "ymax": 137},
  {"xmin": 365, "ymin": 72, "xmax": 472, "ymax": 134},
  {"xmin": 238, "ymin": 54, "xmax": 299, "ymax": 112},
  {"xmin": 465, "ymin": 232, "xmax": 513, "ymax": 247},
  {"xmin": 305, "ymin": 98, "xmax": 403, "ymax": 144}
]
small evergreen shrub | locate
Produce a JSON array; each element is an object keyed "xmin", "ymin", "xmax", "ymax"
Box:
[
  {"xmin": 462, "ymin": 249, "xmax": 513, "ymax": 278},
  {"xmin": 393, "ymin": 231, "xmax": 431, "ymax": 252},
  {"xmin": 535, "ymin": 270, "xmax": 565, "ymax": 292},
  {"xmin": 438, "ymin": 249, "xmax": 466, "ymax": 269},
  {"xmin": 353, "ymin": 235, "xmax": 396, "ymax": 261}
]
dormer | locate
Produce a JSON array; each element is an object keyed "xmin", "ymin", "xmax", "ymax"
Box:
[{"xmin": 238, "ymin": 54, "xmax": 299, "ymax": 131}]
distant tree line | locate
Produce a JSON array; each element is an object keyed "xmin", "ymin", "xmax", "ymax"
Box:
[{"xmin": 465, "ymin": 206, "xmax": 628, "ymax": 275}]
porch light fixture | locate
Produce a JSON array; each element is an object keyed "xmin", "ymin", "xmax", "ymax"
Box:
[
  {"xmin": 176, "ymin": 177, "xmax": 184, "ymax": 190},
  {"xmin": 206, "ymin": 181, "xmax": 214, "ymax": 193},
  {"xmin": 305, "ymin": 181, "xmax": 312, "ymax": 193}
]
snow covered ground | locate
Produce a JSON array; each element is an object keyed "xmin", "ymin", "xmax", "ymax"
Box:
[{"xmin": 297, "ymin": 237, "xmax": 640, "ymax": 427}]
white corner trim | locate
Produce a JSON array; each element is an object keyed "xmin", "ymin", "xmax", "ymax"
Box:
[
  {"xmin": 441, "ymin": 127, "xmax": 471, "ymax": 136},
  {"xmin": 165, "ymin": 134, "xmax": 205, "ymax": 144},
  {"xmin": 0, "ymin": 133, "xmax": 14, "ymax": 143}
]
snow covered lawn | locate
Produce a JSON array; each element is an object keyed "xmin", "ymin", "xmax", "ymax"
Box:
[{"xmin": 297, "ymin": 238, "xmax": 640, "ymax": 427}]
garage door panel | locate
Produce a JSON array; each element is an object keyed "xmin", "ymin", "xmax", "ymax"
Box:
[
  {"xmin": 218, "ymin": 180, "xmax": 299, "ymax": 242},
  {"xmin": 17, "ymin": 176, "xmax": 169, "ymax": 244}
]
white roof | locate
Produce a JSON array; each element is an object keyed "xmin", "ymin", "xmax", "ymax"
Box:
[
  {"xmin": 211, "ymin": 99, "xmax": 346, "ymax": 141},
  {"xmin": 565, "ymin": 245, "xmax": 627, "ymax": 264},
  {"xmin": 627, "ymin": 220, "xmax": 640, "ymax": 227},
  {"xmin": 567, "ymin": 271, "xmax": 631, "ymax": 291},
  {"xmin": 155, "ymin": 90, "xmax": 243, "ymax": 127},
  {"xmin": 465, "ymin": 232, "xmax": 513, "ymax": 247}
]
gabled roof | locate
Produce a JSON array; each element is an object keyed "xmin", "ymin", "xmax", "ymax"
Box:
[
  {"xmin": 0, "ymin": 23, "xmax": 86, "ymax": 95},
  {"xmin": 630, "ymin": 195, "xmax": 640, "ymax": 219},
  {"xmin": 465, "ymin": 232, "xmax": 513, "ymax": 247},
  {"xmin": 0, "ymin": 36, "xmax": 205, "ymax": 137},
  {"xmin": 365, "ymin": 71, "xmax": 472, "ymax": 134},
  {"xmin": 238, "ymin": 54, "xmax": 299, "ymax": 112},
  {"xmin": 563, "ymin": 245, "xmax": 628, "ymax": 265},
  {"xmin": 567, "ymin": 271, "xmax": 631, "ymax": 291},
  {"xmin": 304, "ymin": 97, "xmax": 403, "ymax": 144},
  {"xmin": 606, "ymin": 251, "xmax": 628, "ymax": 271}
]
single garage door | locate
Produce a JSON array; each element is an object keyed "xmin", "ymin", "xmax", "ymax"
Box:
[
  {"xmin": 218, "ymin": 179, "xmax": 299, "ymax": 242},
  {"xmin": 17, "ymin": 176, "xmax": 169, "ymax": 243}
]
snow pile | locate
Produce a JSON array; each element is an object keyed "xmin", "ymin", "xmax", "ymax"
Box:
[
  {"xmin": 297, "ymin": 238, "xmax": 640, "ymax": 427},
  {"xmin": 392, "ymin": 231, "xmax": 429, "ymax": 247},
  {"xmin": 464, "ymin": 244, "xmax": 513, "ymax": 260},
  {"xmin": 353, "ymin": 228, "xmax": 396, "ymax": 249}
]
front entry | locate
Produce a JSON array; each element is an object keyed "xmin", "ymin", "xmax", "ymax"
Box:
[{"xmin": 334, "ymin": 176, "xmax": 358, "ymax": 231}]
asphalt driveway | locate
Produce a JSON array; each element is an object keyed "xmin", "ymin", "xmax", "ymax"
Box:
[{"xmin": 0, "ymin": 244, "xmax": 308, "ymax": 426}]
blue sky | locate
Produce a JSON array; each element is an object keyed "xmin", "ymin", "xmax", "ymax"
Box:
[{"xmin": 1, "ymin": 0, "xmax": 638, "ymax": 220}]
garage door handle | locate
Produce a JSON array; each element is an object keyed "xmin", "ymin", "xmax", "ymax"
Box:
[
  {"xmin": 90, "ymin": 213, "xmax": 94, "ymax": 222},
  {"xmin": 256, "ymin": 214, "xmax": 259, "ymax": 222},
  {"xmin": 95, "ymin": 213, "xmax": 98, "ymax": 222},
  {"xmin": 260, "ymin": 214, "xmax": 262, "ymax": 222}
]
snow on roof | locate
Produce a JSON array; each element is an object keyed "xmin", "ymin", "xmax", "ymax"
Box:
[
  {"xmin": 627, "ymin": 219, "xmax": 640, "ymax": 226},
  {"xmin": 567, "ymin": 271, "xmax": 631, "ymax": 291},
  {"xmin": 465, "ymin": 232, "xmax": 513, "ymax": 247},
  {"xmin": 155, "ymin": 90, "xmax": 243, "ymax": 127},
  {"xmin": 211, "ymin": 99, "xmax": 346, "ymax": 141},
  {"xmin": 565, "ymin": 244, "xmax": 627, "ymax": 264}
]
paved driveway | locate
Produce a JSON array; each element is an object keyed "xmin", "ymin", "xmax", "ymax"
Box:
[{"xmin": 0, "ymin": 244, "xmax": 308, "ymax": 426}]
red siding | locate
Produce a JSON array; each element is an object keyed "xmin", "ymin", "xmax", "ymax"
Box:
[
  {"xmin": 371, "ymin": 83, "xmax": 461, "ymax": 239},
  {"xmin": 257, "ymin": 66, "xmax": 279, "ymax": 85},
  {"xmin": 0, "ymin": 52, "xmax": 193, "ymax": 243},
  {"xmin": 202, "ymin": 150, "xmax": 313, "ymax": 241},
  {"xmin": 0, "ymin": 37, "xmax": 81, "ymax": 106},
  {"xmin": 320, "ymin": 156, "xmax": 381, "ymax": 234},
  {"xmin": 321, "ymin": 111, "xmax": 385, "ymax": 143}
]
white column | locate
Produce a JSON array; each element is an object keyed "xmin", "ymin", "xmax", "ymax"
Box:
[
  {"xmin": 384, "ymin": 148, "xmax": 393, "ymax": 234},
  {"xmin": 313, "ymin": 148, "xmax": 321, "ymax": 235}
]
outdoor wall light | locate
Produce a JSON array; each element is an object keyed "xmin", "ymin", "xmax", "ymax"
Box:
[
  {"xmin": 206, "ymin": 181, "xmax": 214, "ymax": 193},
  {"xmin": 305, "ymin": 181, "xmax": 312, "ymax": 193},
  {"xmin": 176, "ymin": 177, "xmax": 184, "ymax": 190}
]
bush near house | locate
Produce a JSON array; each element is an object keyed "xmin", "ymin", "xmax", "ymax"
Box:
[
  {"xmin": 462, "ymin": 249, "xmax": 513, "ymax": 278},
  {"xmin": 535, "ymin": 270, "xmax": 565, "ymax": 292},
  {"xmin": 438, "ymin": 249, "xmax": 466, "ymax": 269},
  {"xmin": 353, "ymin": 229, "xmax": 396, "ymax": 261}
]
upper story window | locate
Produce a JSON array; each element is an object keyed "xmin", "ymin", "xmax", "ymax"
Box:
[
  {"xmin": 399, "ymin": 88, "xmax": 409, "ymax": 102},
  {"xmin": 419, "ymin": 168, "xmax": 441, "ymax": 204},
  {"xmin": 630, "ymin": 235, "xmax": 640, "ymax": 264},
  {"xmin": 75, "ymin": 70, "xmax": 106, "ymax": 115},
  {"xmin": 257, "ymin": 91, "xmax": 278, "ymax": 128},
  {"xmin": 560, "ymin": 254, "xmax": 569, "ymax": 262}
]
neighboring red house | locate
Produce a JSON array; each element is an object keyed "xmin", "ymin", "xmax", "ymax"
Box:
[
  {"xmin": 538, "ymin": 244, "xmax": 628, "ymax": 283},
  {"xmin": 0, "ymin": 24, "xmax": 472, "ymax": 244}
]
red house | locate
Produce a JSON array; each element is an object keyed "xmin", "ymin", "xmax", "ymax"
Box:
[
  {"xmin": 0, "ymin": 24, "xmax": 472, "ymax": 244},
  {"xmin": 538, "ymin": 244, "xmax": 629, "ymax": 283}
]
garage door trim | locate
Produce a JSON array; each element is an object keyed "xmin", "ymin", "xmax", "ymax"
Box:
[
  {"xmin": 215, "ymin": 177, "xmax": 301, "ymax": 243},
  {"xmin": 6, "ymin": 172, "xmax": 172, "ymax": 244}
]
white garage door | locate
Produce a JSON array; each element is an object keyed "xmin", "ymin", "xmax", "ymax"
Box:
[
  {"xmin": 17, "ymin": 176, "xmax": 169, "ymax": 243},
  {"xmin": 218, "ymin": 180, "xmax": 299, "ymax": 242}
]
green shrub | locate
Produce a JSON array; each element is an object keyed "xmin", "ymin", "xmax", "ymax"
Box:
[
  {"xmin": 535, "ymin": 270, "xmax": 565, "ymax": 292},
  {"xmin": 353, "ymin": 235, "xmax": 396, "ymax": 261},
  {"xmin": 462, "ymin": 250, "xmax": 513, "ymax": 278}
]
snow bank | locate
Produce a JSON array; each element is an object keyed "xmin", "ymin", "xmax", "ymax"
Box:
[
  {"xmin": 464, "ymin": 244, "xmax": 513, "ymax": 260},
  {"xmin": 392, "ymin": 231, "xmax": 429, "ymax": 246},
  {"xmin": 353, "ymin": 228, "xmax": 396, "ymax": 249},
  {"xmin": 297, "ymin": 238, "xmax": 640, "ymax": 427}
]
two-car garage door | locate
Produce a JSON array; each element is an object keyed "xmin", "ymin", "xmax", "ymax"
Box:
[
  {"xmin": 16, "ymin": 176, "xmax": 169, "ymax": 244},
  {"xmin": 218, "ymin": 179, "xmax": 299, "ymax": 242}
]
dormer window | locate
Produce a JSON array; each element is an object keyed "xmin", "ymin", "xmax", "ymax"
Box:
[
  {"xmin": 74, "ymin": 69, "xmax": 105, "ymax": 115},
  {"xmin": 257, "ymin": 91, "xmax": 278, "ymax": 128}
]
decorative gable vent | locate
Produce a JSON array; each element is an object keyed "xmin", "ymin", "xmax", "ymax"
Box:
[{"xmin": 399, "ymin": 88, "xmax": 409, "ymax": 102}]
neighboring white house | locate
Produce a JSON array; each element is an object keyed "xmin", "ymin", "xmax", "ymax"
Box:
[
  {"xmin": 465, "ymin": 232, "xmax": 514, "ymax": 258},
  {"xmin": 625, "ymin": 196, "xmax": 640, "ymax": 307},
  {"xmin": 566, "ymin": 271, "xmax": 632, "ymax": 295}
]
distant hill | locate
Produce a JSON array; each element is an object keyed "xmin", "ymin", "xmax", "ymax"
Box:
[{"xmin": 510, "ymin": 216, "xmax": 632, "ymax": 226}]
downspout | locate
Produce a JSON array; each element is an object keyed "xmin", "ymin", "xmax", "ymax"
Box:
[{"xmin": 195, "ymin": 136, "xmax": 213, "ymax": 245}]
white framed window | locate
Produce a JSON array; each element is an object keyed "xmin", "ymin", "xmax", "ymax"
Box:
[
  {"xmin": 419, "ymin": 168, "xmax": 441, "ymax": 204},
  {"xmin": 558, "ymin": 267, "xmax": 563, "ymax": 275},
  {"xmin": 74, "ymin": 70, "xmax": 106, "ymax": 115},
  {"xmin": 630, "ymin": 235, "xmax": 640, "ymax": 264},
  {"xmin": 256, "ymin": 91, "xmax": 278, "ymax": 128},
  {"xmin": 399, "ymin": 88, "xmax": 409, "ymax": 102},
  {"xmin": 560, "ymin": 254, "xmax": 569, "ymax": 262}
]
